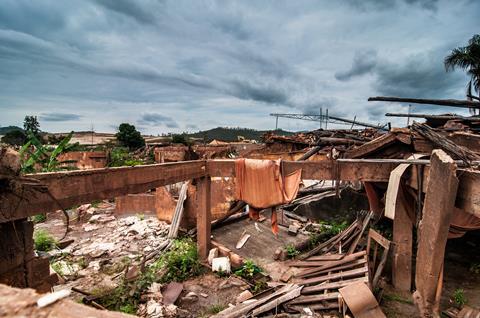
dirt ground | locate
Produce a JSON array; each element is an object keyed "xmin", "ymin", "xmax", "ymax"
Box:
[{"xmin": 380, "ymin": 230, "xmax": 480, "ymax": 317}]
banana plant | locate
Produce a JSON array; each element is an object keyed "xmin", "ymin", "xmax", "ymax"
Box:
[{"xmin": 20, "ymin": 131, "xmax": 75, "ymax": 173}]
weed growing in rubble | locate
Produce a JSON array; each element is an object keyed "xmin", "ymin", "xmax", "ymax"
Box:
[
  {"xmin": 32, "ymin": 214, "xmax": 46, "ymax": 223},
  {"xmin": 136, "ymin": 213, "xmax": 145, "ymax": 221},
  {"xmin": 34, "ymin": 229, "xmax": 57, "ymax": 251},
  {"xmin": 155, "ymin": 238, "xmax": 201, "ymax": 282},
  {"xmin": 286, "ymin": 244, "xmax": 299, "ymax": 259},
  {"xmin": 207, "ymin": 303, "xmax": 227, "ymax": 314},
  {"xmin": 453, "ymin": 289, "xmax": 467, "ymax": 307},
  {"xmin": 320, "ymin": 220, "xmax": 348, "ymax": 237},
  {"xmin": 234, "ymin": 259, "xmax": 262, "ymax": 280}
]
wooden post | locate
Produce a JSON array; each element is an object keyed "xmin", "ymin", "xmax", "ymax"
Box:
[
  {"xmin": 392, "ymin": 185, "xmax": 413, "ymax": 291},
  {"xmin": 413, "ymin": 150, "xmax": 458, "ymax": 317},
  {"xmin": 196, "ymin": 176, "xmax": 211, "ymax": 260}
]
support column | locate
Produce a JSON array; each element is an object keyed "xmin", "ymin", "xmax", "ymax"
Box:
[
  {"xmin": 196, "ymin": 176, "xmax": 211, "ymax": 260},
  {"xmin": 413, "ymin": 150, "xmax": 458, "ymax": 317},
  {"xmin": 392, "ymin": 185, "xmax": 413, "ymax": 291}
]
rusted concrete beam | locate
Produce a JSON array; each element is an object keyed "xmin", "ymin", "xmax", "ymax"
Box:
[
  {"xmin": 0, "ymin": 161, "xmax": 206, "ymax": 223},
  {"xmin": 206, "ymin": 159, "xmax": 397, "ymax": 182}
]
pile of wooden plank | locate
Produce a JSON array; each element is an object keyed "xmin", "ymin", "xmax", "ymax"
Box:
[
  {"xmin": 213, "ymin": 213, "xmax": 380, "ymax": 316},
  {"xmin": 298, "ymin": 211, "xmax": 373, "ymax": 260}
]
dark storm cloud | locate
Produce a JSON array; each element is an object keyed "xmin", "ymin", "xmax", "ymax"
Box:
[
  {"xmin": 229, "ymin": 80, "xmax": 288, "ymax": 105},
  {"xmin": 346, "ymin": 0, "xmax": 439, "ymax": 11},
  {"xmin": 40, "ymin": 113, "xmax": 82, "ymax": 122},
  {"xmin": 0, "ymin": 0, "xmax": 477, "ymax": 133},
  {"xmin": 335, "ymin": 50, "xmax": 378, "ymax": 81},
  {"xmin": 373, "ymin": 49, "xmax": 464, "ymax": 99},
  {"xmin": 302, "ymin": 98, "xmax": 338, "ymax": 115},
  {"xmin": 139, "ymin": 113, "xmax": 178, "ymax": 128},
  {"xmin": 92, "ymin": 0, "xmax": 157, "ymax": 25}
]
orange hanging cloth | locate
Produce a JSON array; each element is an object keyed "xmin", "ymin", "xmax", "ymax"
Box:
[{"xmin": 235, "ymin": 158, "xmax": 301, "ymax": 234}]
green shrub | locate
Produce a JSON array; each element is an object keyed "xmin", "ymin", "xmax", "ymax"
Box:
[
  {"xmin": 156, "ymin": 238, "xmax": 201, "ymax": 282},
  {"xmin": 286, "ymin": 244, "xmax": 299, "ymax": 259},
  {"xmin": 235, "ymin": 259, "xmax": 262, "ymax": 280},
  {"xmin": 108, "ymin": 147, "xmax": 143, "ymax": 167},
  {"xmin": 453, "ymin": 289, "xmax": 467, "ymax": 307},
  {"xmin": 34, "ymin": 229, "xmax": 57, "ymax": 251}
]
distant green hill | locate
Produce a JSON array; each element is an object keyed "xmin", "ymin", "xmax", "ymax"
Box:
[
  {"xmin": 0, "ymin": 126, "xmax": 23, "ymax": 135},
  {"xmin": 187, "ymin": 127, "xmax": 294, "ymax": 142}
]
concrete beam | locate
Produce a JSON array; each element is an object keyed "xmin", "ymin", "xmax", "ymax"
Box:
[
  {"xmin": 206, "ymin": 159, "xmax": 397, "ymax": 182},
  {"xmin": 0, "ymin": 161, "xmax": 205, "ymax": 223}
]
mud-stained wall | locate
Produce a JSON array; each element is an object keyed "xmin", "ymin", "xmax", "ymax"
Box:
[{"xmin": 57, "ymin": 151, "xmax": 107, "ymax": 170}]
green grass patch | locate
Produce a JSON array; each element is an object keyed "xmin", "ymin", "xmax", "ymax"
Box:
[
  {"xmin": 383, "ymin": 293, "xmax": 413, "ymax": 305},
  {"xmin": 34, "ymin": 229, "xmax": 57, "ymax": 251},
  {"xmin": 207, "ymin": 303, "xmax": 227, "ymax": 314}
]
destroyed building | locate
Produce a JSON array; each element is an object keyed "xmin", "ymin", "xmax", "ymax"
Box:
[{"xmin": 2, "ymin": 97, "xmax": 480, "ymax": 317}]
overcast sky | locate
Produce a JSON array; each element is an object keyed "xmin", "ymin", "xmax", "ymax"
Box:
[{"xmin": 0, "ymin": 0, "xmax": 477, "ymax": 134}]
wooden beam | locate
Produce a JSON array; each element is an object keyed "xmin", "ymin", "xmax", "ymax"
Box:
[
  {"xmin": 206, "ymin": 159, "xmax": 397, "ymax": 182},
  {"xmin": 196, "ymin": 176, "xmax": 211, "ymax": 260},
  {"xmin": 392, "ymin": 185, "xmax": 413, "ymax": 291},
  {"xmin": 0, "ymin": 161, "xmax": 206, "ymax": 223},
  {"xmin": 413, "ymin": 150, "xmax": 458, "ymax": 317},
  {"xmin": 369, "ymin": 96, "xmax": 480, "ymax": 109}
]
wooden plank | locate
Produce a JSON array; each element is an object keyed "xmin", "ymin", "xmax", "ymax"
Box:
[
  {"xmin": 298, "ymin": 265, "xmax": 369, "ymax": 286},
  {"xmin": 196, "ymin": 177, "xmax": 211, "ymax": 260},
  {"xmin": 345, "ymin": 133, "xmax": 398, "ymax": 159},
  {"xmin": 339, "ymin": 281, "xmax": 386, "ymax": 318},
  {"xmin": 302, "ymin": 276, "xmax": 368, "ymax": 294},
  {"xmin": 251, "ymin": 285, "xmax": 303, "ymax": 316},
  {"xmin": 206, "ymin": 159, "xmax": 397, "ymax": 182},
  {"xmin": 306, "ymin": 254, "xmax": 345, "ymax": 261},
  {"xmin": 392, "ymin": 186, "xmax": 413, "ymax": 291},
  {"xmin": 288, "ymin": 292, "xmax": 340, "ymax": 305},
  {"xmin": 413, "ymin": 150, "xmax": 458, "ymax": 317},
  {"xmin": 1, "ymin": 160, "xmax": 206, "ymax": 223},
  {"xmin": 302, "ymin": 258, "xmax": 367, "ymax": 278},
  {"xmin": 213, "ymin": 284, "xmax": 298, "ymax": 318},
  {"xmin": 368, "ymin": 229, "xmax": 390, "ymax": 250},
  {"xmin": 167, "ymin": 182, "xmax": 189, "ymax": 239},
  {"xmin": 298, "ymin": 251, "xmax": 366, "ymax": 278},
  {"xmin": 368, "ymin": 96, "xmax": 480, "ymax": 109}
]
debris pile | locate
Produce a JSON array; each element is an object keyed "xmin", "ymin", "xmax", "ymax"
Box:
[{"xmin": 213, "ymin": 212, "xmax": 386, "ymax": 317}]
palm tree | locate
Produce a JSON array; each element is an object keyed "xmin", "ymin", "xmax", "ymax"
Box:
[{"xmin": 444, "ymin": 34, "xmax": 480, "ymax": 100}]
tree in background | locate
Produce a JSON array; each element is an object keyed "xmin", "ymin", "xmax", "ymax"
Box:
[
  {"xmin": 171, "ymin": 134, "xmax": 190, "ymax": 145},
  {"xmin": 115, "ymin": 123, "xmax": 145, "ymax": 150},
  {"xmin": 1, "ymin": 129, "xmax": 26, "ymax": 146},
  {"xmin": 23, "ymin": 116, "xmax": 40, "ymax": 137},
  {"xmin": 445, "ymin": 34, "xmax": 480, "ymax": 99}
]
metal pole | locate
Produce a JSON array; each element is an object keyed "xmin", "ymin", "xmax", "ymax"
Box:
[
  {"xmin": 275, "ymin": 115, "xmax": 279, "ymax": 130},
  {"xmin": 320, "ymin": 107, "xmax": 323, "ymax": 129},
  {"xmin": 407, "ymin": 105, "xmax": 412, "ymax": 126},
  {"xmin": 325, "ymin": 108, "xmax": 328, "ymax": 130}
]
